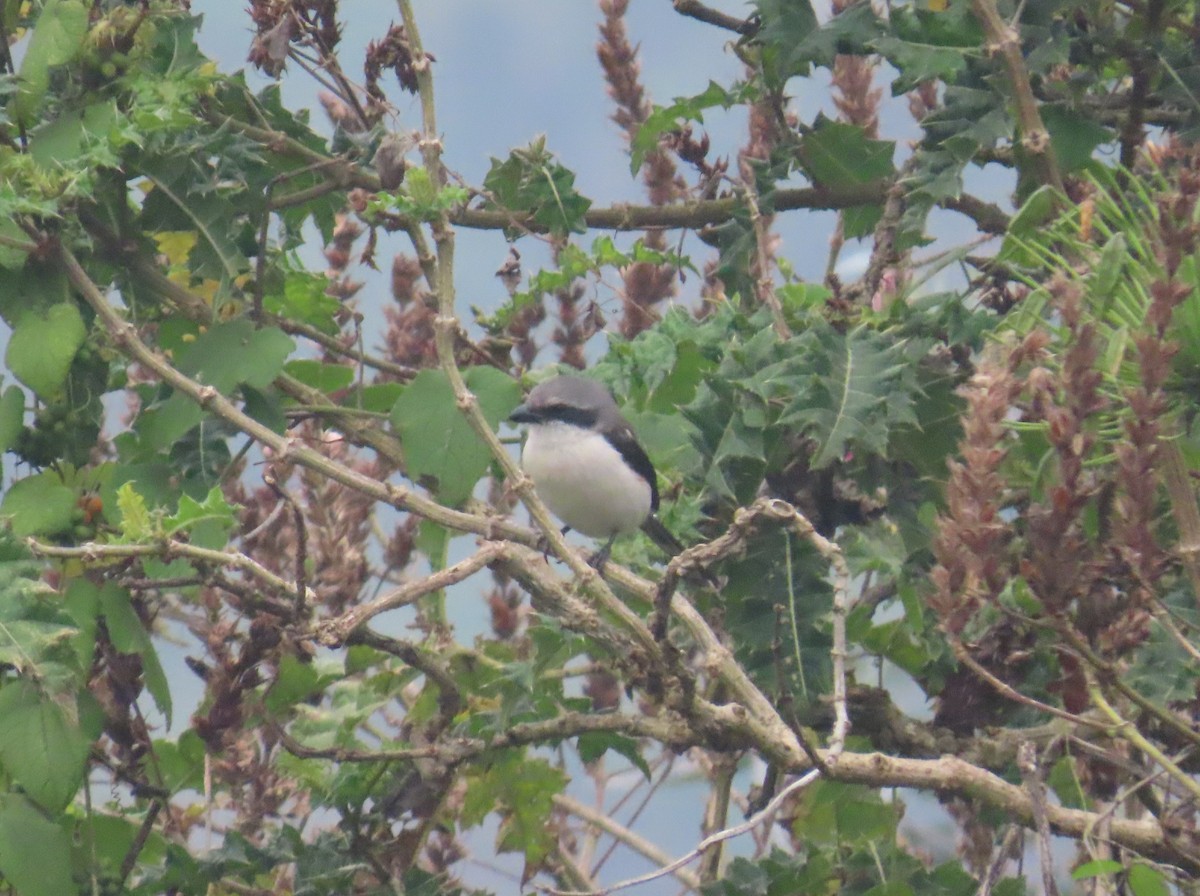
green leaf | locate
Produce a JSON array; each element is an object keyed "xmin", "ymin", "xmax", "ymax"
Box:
[
  {"xmin": 0, "ymin": 385, "xmax": 25, "ymax": 454},
  {"xmin": 165, "ymin": 486, "xmax": 237, "ymax": 539},
  {"xmin": 0, "ymin": 793, "xmax": 76, "ymax": 896},
  {"xmin": 576, "ymin": 732, "xmax": 650, "ymax": 779},
  {"xmin": 94, "ymin": 582, "xmax": 172, "ymax": 725},
  {"xmin": 876, "ymin": 6, "xmax": 982, "ymax": 95},
  {"xmin": 631, "ymin": 81, "xmax": 743, "ymax": 173},
  {"xmin": 134, "ymin": 394, "xmax": 204, "ymax": 451},
  {"xmin": 0, "ymin": 471, "xmax": 78, "ymax": 536},
  {"xmin": 115, "ymin": 481, "xmax": 156, "ymax": 540},
  {"xmin": 140, "ymin": 166, "xmax": 249, "ymax": 283},
  {"xmin": 463, "ymin": 753, "xmax": 566, "ymax": 868},
  {"xmin": 266, "ymin": 653, "xmax": 321, "ymax": 714},
  {"xmin": 482, "ymin": 138, "xmax": 592, "ymax": 236},
  {"xmin": 790, "ymin": 780, "xmax": 898, "ymax": 846},
  {"xmin": 1042, "ymin": 105, "xmax": 1113, "ymax": 173},
  {"xmin": 137, "ymin": 321, "xmax": 295, "ymax": 449},
  {"xmin": 0, "ymin": 537, "xmax": 75, "ymax": 676},
  {"xmin": 284, "ymin": 360, "xmax": 355, "ymax": 394},
  {"xmin": 781, "ymin": 325, "xmax": 919, "ymax": 468},
  {"xmin": 798, "ymin": 118, "xmax": 895, "ymax": 190},
  {"xmin": 754, "ymin": 0, "xmax": 880, "ymax": 79},
  {"xmin": 0, "ymin": 220, "xmax": 31, "ymax": 269},
  {"xmin": 28, "ymin": 99, "xmax": 121, "ymax": 168},
  {"xmin": 351, "ymin": 382, "xmax": 404, "ymax": 414},
  {"xmin": 241, "ymin": 383, "xmax": 288, "ymax": 436},
  {"xmin": 9, "ymin": 0, "xmax": 89, "ymax": 127},
  {"xmin": 390, "ymin": 367, "xmax": 521, "ymax": 506},
  {"xmin": 174, "ymin": 320, "xmax": 295, "ymax": 393},
  {"xmin": 6, "ymin": 302, "xmax": 86, "ymax": 400},
  {"xmin": 1072, "ymin": 859, "xmax": 1125, "ymax": 879},
  {"xmin": 266, "ymin": 271, "xmax": 342, "ymax": 335},
  {"xmin": 0, "ymin": 679, "xmax": 91, "ymax": 812},
  {"xmin": 1127, "ymin": 864, "xmax": 1170, "ymax": 896}
]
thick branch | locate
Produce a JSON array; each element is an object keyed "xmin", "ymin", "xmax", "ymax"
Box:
[{"xmin": 969, "ymin": 0, "xmax": 1064, "ymax": 192}]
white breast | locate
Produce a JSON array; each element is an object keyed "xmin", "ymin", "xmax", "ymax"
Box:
[{"xmin": 521, "ymin": 422, "xmax": 652, "ymax": 538}]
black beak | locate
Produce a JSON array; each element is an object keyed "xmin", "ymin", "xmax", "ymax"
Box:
[{"xmin": 509, "ymin": 402, "xmax": 536, "ymax": 424}]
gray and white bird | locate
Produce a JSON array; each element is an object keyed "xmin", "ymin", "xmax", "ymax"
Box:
[{"xmin": 509, "ymin": 375, "xmax": 681, "ymax": 569}]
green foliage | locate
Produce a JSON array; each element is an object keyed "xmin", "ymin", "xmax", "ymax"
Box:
[
  {"xmin": 0, "ymin": 679, "xmax": 95, "ymax": 813},
  {"xmin": 9, "ymin": 0, "xmax": 89, "ymax": 127},
  {"xmin": 482, "ymin": 137, "xmax": 592, "ymax": 236},
  {"xmin": 631, "ymin": 80, "xmax": 749, "ymax": 173},
  {"xmin": 5, "ymin": 301, "xmax": 86, "ymax": 400},
  {"xmin": 372, "ymin": 166, "xmax": 470, "ymax": 222},
  {"xmin": 462, "ymin": 752, "xmax": 566, "ymax": 867},
  {"xmin": 0, "ymin": 0, "xmax": 1196, "ymax": 893},
  {"xmin": 0, "ymin": 793, "xmax": 76, "ymax": 896},
  {"xmin": 390, "ymin": 367, "xmax": 521, "ymax": 506},
  {"xmin": 797, "ymin": 118, "xmax": 894, "ymax": 236}
]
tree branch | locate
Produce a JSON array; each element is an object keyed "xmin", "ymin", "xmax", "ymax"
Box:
[{"xmin": 969, "ymin": 0, "xmax": 1064, "ymax": 192}]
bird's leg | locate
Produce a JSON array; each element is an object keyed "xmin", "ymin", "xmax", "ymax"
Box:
[
  {"xmin": 589, "ymin": 533, "xmax": 618, "ymax": 574},
  {"xmin": 535, "ymin": 525, "xmax": 571, "ymax": 560}
]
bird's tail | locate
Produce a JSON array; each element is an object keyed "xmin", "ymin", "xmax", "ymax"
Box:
[{"xmin": 641, "ymin": 515, "xmax": 721, "ymax": 589}]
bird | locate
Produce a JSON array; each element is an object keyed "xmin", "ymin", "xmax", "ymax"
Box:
[{"xmin": 509, "ymin": 375, "xmax": 685, "ymax": 571}]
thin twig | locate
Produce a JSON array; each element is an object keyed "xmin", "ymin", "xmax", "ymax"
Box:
[
  {"xmin": 552, "ymin": 793, "xmax": 702, "ymax": 891},
  {"xmin": 546, "ymin": 770, "xmax": 821, "ymax": 896},
  {"xmin": 1088, "ymin": 677, "xmax": 1200, "ymax": 803},
  {"xmin": 1017, "ymin": 742, "xmax": 1060, "ymax": 896},
  {"xmin": 316, "ymin": 542, "xmax": 507, "ymax": 643},
  {"xmin": 975, "ymin": 825, "xmax": 1022, "ymax": 896},
  {"xmin": 263, "ymin": 468, "xmax": 309, "ymax": 614},
  {"xmin": 741, "ymin": 182, "xmax": 790, "ymax": 338}
]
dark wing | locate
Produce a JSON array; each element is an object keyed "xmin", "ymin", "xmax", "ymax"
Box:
[{"xmin": 606, "ymin": 423, "xmax": 660, "ymax": 512}]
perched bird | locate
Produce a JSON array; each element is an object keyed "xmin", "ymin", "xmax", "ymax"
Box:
[{"xmin": 509, "ymin": 375, "xmax": 683, "ymax": 570}]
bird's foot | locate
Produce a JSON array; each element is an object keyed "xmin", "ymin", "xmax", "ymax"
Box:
[{"xmin": 588, "ymin": 534, "xmax": 617, "ymax": 575}]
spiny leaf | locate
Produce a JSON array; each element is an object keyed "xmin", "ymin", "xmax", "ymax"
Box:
[{"xmin": 781, "ymin": 325, "xmax": 920, "ymax": 468}]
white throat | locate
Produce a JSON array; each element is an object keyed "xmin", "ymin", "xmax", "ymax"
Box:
[{"xmin": 521, "ymin": 421, "xmax": 652, "ymax": 538}]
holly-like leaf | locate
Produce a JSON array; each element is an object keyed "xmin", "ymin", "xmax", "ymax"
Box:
[
  {"xmin": 6, "ymin": 301, "xmax": 86, "ymax": 400},
  {"xmin": 875, "ymin": 5, "xmax": 982, "ymax": 94},
  {"xmin": 754, "ymin": 0, "xmax": 880, "ymax": 79},
  {"xmin": 630, "ymin": 81, "xmax": 743, "ymax": 173},
  {"xmin": 1042, "ymin": 105, "xmax": 1113, "ymax": 172},
  {"xmin": 165, "ymin": 485, "xmax": 237, "ymax": 537},
  {"xmin": 483, "ymin": 138, "xmax": 592, "ymax": 236},
  {"xmin": 780, "ymin": 324, "xmax": 919, "ymax": 468},
  {"xmin": 462, "ymin": 753, "xmax": 566, "ymax": 870},
  {"xmin": 390, "ymin": 367, "xmax": 521, "ymax": 506},
  {"xmin": 798, "ymin": 118, "xmax": 895, "ymax": 190}
]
